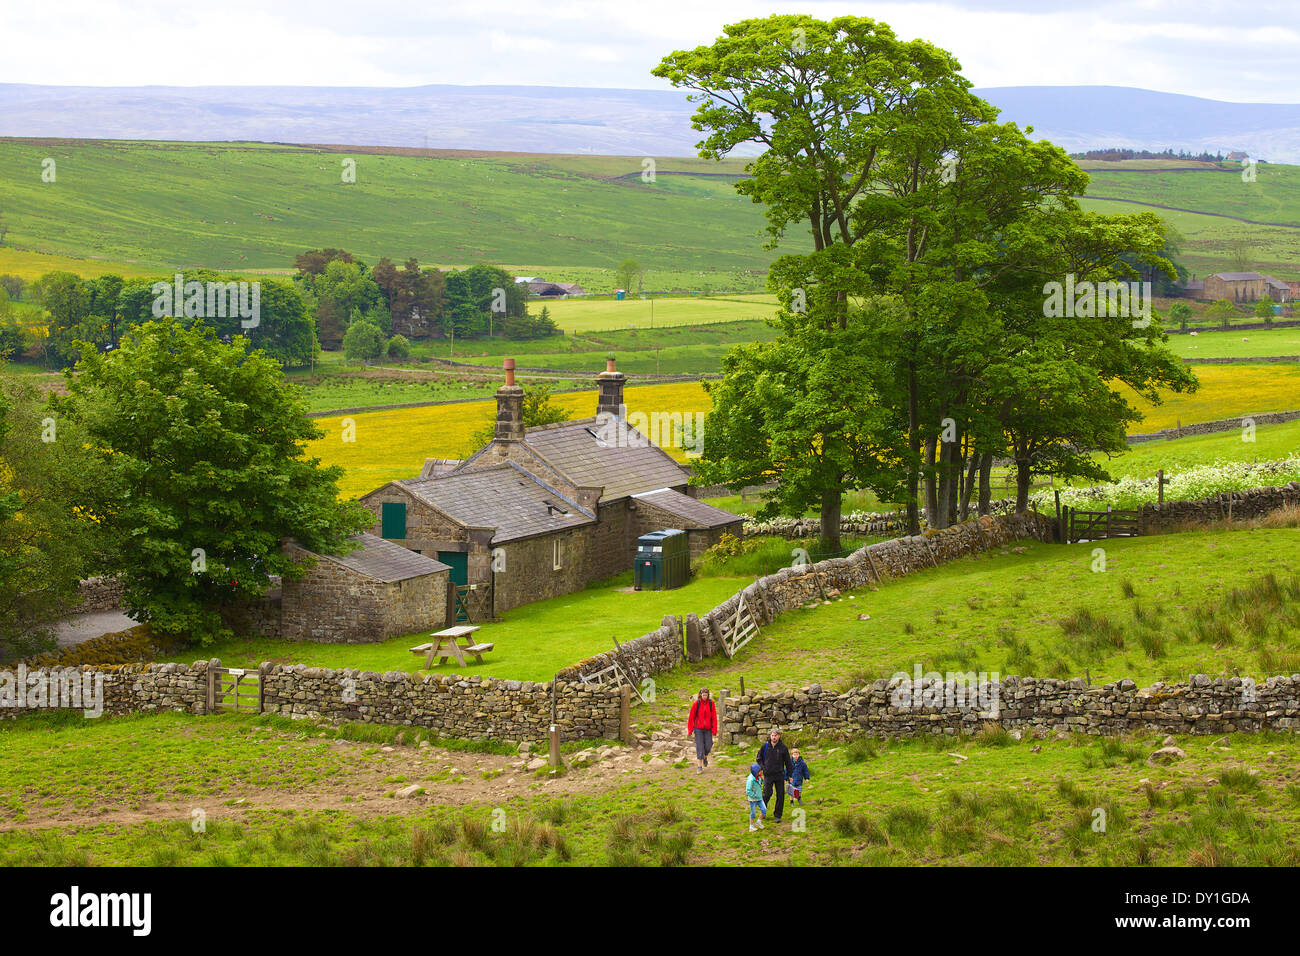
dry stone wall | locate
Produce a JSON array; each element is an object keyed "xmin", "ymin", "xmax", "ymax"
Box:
[
  {"xmin": 723, "ymin": 674, "xmax": 1300, "ymax": 746},
  {"xmin": 557, "ymin": 615, "xmax": 684, "ymax": 688},
  {"xmin": 1, "ymin": 660, "xmax": 210, "ymax": 719},
  {"xmin": 259, "ymin": 665, "xmax": 621, "ymax": 743},
  {"xmin": 1139, "ymin": 483, "xmax": 1300, "ymax": 532}
]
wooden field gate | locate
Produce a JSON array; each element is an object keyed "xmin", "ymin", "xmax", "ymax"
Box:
[
  {"xmin": 207, "ymin": 666, "xmax": 262, "ymax": 714},
  {"xmin": 720, "ymin": 591, "xmax": 760, "ymax": 659},
  {"xmin": 1062, "ymin": 505, "xmax": 1140, "ymax": 543}
]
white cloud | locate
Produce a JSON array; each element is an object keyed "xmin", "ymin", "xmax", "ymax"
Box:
[{"xmin": 0, "ymin": 0, "xmax": 1296, "ymax": 100}]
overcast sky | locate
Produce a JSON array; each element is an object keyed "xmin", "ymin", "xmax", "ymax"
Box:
[{"xmin": 3, "ymin": 1, "xmax": 1297, "ymax": 102}]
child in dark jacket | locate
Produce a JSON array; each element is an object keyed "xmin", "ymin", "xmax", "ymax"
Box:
[{"xmin": 788, "ymin": 749, "xmax": 812, "ymax": 805}]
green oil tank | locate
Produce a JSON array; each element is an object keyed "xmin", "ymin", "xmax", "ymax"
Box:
[{"xmin": 633, "ymin": 529, "xmax": 690, "ymax": 590}]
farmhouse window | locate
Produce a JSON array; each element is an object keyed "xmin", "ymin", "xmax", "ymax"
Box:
[
  {"xmin": 381, "ymin": 501, "xmax": 407, "ymax": 539},
  {"xmin": 553, "ymin": 538, "xmax": 563, "ymax": 571}
]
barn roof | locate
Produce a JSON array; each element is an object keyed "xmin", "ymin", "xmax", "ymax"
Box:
[
  {"xmin": 403, "ymin": 462, "xmax": 596, "ymax": 544},
  {"xmin": 1211, "ymin": 272, "xmax": 1266, "ymax": 281},
  {"xmin": 313, "ymin": 533, "xmax": 451, "ymax": 583},
  {"xmin": 523, "ymin": 417, "xmax": 690, "ymax": 503},
  {"xmin": 631, "ymin": 488, "xmax": 744, "ymax": 529}
]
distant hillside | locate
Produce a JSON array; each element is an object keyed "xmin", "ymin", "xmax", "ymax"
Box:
[
  {"xmin": 979, "ymin": 86, "xmax": 1300, "ymax": 165},
  {"xmin": 0, "ymin": 140, "xmax": 781, "ymax": 275},
  {"xmin": 2, "ymin": 83, "xmax": 1298, "ymax": 162}
]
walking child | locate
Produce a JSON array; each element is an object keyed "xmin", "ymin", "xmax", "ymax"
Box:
[
  {"xmin": 788, "ymin": 748, "xmax": 812, "ymax": 805},
  {"xmin": 746, "ymin": 763, "xmax": 766, "ymax": 831}
]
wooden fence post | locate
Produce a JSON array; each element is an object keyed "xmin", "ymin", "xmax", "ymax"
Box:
[
  {"xmin": 619, "ymin": 685, "xmax": 632, "ymax": 746},
  {"xmin": 718, "ymin": 689, "xmax": 728, "ymax": 744},
  {"xmin": 549, "ymin": 724, "xmax": 562, "ymax": 768}
]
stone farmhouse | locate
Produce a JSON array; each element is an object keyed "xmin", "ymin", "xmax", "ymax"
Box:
[
  {"xmin": 1200, "ymin": 272, "xmax": 1291, "ymax": 303},
  {"xmin": 357, "ymin": 359, "xmax": 743, "ymax": 615}
]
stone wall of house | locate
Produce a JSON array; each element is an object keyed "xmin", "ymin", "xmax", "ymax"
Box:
[
  {"xmin": 220, "ymin": 592, "xmax": 284, "ymax": 640},
  {"xmin": 556, "ymin": 615, "xmax": 684, "ymax": 689},
  {"xmin": 494, "ymin": 527, "xmax": 593, "ymax": 613},
  {"xmin": 259, "ymin": 666, "xmax": 622, "ymax": 743},
  {"xmin": 380, "ymin": 573, "xmax": 450, "ymax": 640},
  {"xmin": 627, "ymin": 496, "xmax": 744, "ymax": 562},
  {"xmin": 721, "ymin": 674, "xmax": 1300, "ymax": 746},
  {"xmin": 279, "ymin": 544, "xmax": 448, "ymax": 643},
  {"xmin": 587, "ymin": 498, "xmax": 636, "ymax": 581}
]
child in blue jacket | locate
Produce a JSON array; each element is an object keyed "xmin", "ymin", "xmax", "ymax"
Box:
[
  {"xmin": 788, "ymin": 749, "xmax": 812, "ymax": 805},
  {"xmin": 746, "ymin": 763, "xmax": 766, "ymax": 831}
]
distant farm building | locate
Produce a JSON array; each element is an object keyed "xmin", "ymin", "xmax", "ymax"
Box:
[
  {"xmin": 358, "ymin": 359, "xmax": 742, "ymax": 616},
  {"xmin": 525, "ymin": 280, "xmax": 586, "ymax": 298},
  {"xmin": 1200, "ymin": 272, "xmax": 1291, "ymax": 303}
]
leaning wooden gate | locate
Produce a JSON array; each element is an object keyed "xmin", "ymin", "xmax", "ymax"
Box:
[
  {"xmin": 1064, "ymin": 506, "xmax": 1140, "ymax": 543},
  {"xmin": 207, "ymin": 667, "xmax": 262, "ymax": 714},
  {"xmin": 451, "ymin": 583, "xmax": 492, "ymax": 625},
  {"xmin": 720, "ymin": 592, "xmax": 760, "ymax": 659}
]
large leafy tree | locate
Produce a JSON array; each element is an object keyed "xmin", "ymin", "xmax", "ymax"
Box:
[
  {"xmin": 694, "ymin": 300, "xmax": 907, "ymax": 551},
  {"xmin": 59, "ymin": 320, "xmax": 371, "ymax": 642},
  {"xmin": 0, "ymin": 371, "xmax": 104, "ymax": 660}
]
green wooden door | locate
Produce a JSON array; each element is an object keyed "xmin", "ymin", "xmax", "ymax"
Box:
[
  {"xmin": 380, "ymin": 502, "xmax": 407, "ymax": 539},
  {"xmin": 438, "ymin": 550, "xmax": 469, "ymax": 587}
]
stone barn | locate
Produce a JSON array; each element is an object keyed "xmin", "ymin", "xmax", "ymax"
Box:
[
  {"xmin": 358, "ymin": 358, "xmax": 743, "ymax": 615},
  {"xmin": 279, "ymin": 533, "xmax": 451, "ymax": 643}
]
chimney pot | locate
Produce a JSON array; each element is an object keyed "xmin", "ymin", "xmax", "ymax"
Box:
[{"xmin": 504, "ymin": 358, "xmax": 516, "ymax": 387}]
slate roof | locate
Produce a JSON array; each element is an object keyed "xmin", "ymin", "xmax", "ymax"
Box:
[
  {"xmin": 1211, "ymin": 272, "xmax": 1266, "ymax": 281},
  {"xmin": 313, "ymin": 533, "xmax": 451, "ymax": 583},
  {"xmin": 632, "ymin": 488, "xmax": 745, "ymax": 529},
  {"xmin": 403, "ymin": 462, "xmax": 595, "ymax": 544},
  {"xmin": 523, "ymin": 417, "xmax": 691, "ymax": 503}
]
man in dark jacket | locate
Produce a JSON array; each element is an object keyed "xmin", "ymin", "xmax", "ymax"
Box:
[{"xmin": 756, "ymin": 729, "xmax": 793, "ymax": 822}]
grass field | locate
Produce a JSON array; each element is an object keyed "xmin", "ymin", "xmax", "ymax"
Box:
[
  {"xmin": 0, "ymin": 139, "xmax": 789, "ymax": 275},
  {"xmin": 531, "ymin": 294, "xmax": 779, "ymax": 333},
  {"xmin": 1079, "ymin": 159, "xmax": 1300, "ymax": 280},
  {"xmin": 1093, "ymin": 418, "xmax": 1300, "ymax": 479},
  {"xmin": 644, "ymin": 527, "xmax": 1300, "ymax": 699},
  {"xmin": 2, "ymin": 709, "xmax": 1297, "ymax": 866},
  {"xmin": 5, "ymin": 522, "xmax": 1300, "ymax": 867},
  {"xmin": 1170, "ymin": 327, "xmax": 1300, "ymax": 359},
  {"xmin": 159, "ymin": 569, "xmax": 753, "ymax": 682}
]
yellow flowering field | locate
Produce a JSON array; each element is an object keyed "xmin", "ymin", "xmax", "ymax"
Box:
[
  {"xmin": 308, "ymin": 364, "xmax": 1299, "ymax": 501},
  {"xmin": 309, "ymin": 381, "xmax": 712, "ymax": 500},
  {"xmin": 1119, "ymin": 364, "xmax": 1300, "ymax": 432}
]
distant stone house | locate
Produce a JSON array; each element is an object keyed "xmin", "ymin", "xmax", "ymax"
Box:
[
  {"xmin": 358, "ymin": 359, "xmax": 742, "ymax": 614},
  {"xmin": 224, "ymin": 533, "xmax": 451, "ymax": 643},
  {"xmin": 1202, "ymin": 272, "xmax": 1290, "ymax": 303}
]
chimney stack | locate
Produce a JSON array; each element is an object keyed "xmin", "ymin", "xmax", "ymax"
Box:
[
  {"xmin": 495, "ymin": 358, "xmax": 524, "ymax": 442},
  {"xmin": 596, "ymin": 356, "xmax": 625, "ymax": 418}
]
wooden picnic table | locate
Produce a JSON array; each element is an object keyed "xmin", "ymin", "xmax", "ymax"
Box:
[{"xmin": 410, "ymin": 625, "xmax": 495, "ymax": 668}]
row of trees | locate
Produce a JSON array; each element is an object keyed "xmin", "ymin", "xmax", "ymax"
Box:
[
  {"xmin": 660, "ymin": 15, "xmax": 1197, "ymax": 550},
  {"xmin": 2, "ymin": 270, "xmax": 314, "ymax": 369},
  {"xmin": 294, "ymin": 250, "xmax": 558, "ymax": 349}
]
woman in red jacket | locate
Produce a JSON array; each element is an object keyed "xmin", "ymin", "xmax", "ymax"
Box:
[{"xmin": 688, "ymin": 687, "xmax": 719, "ymax": 774}]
